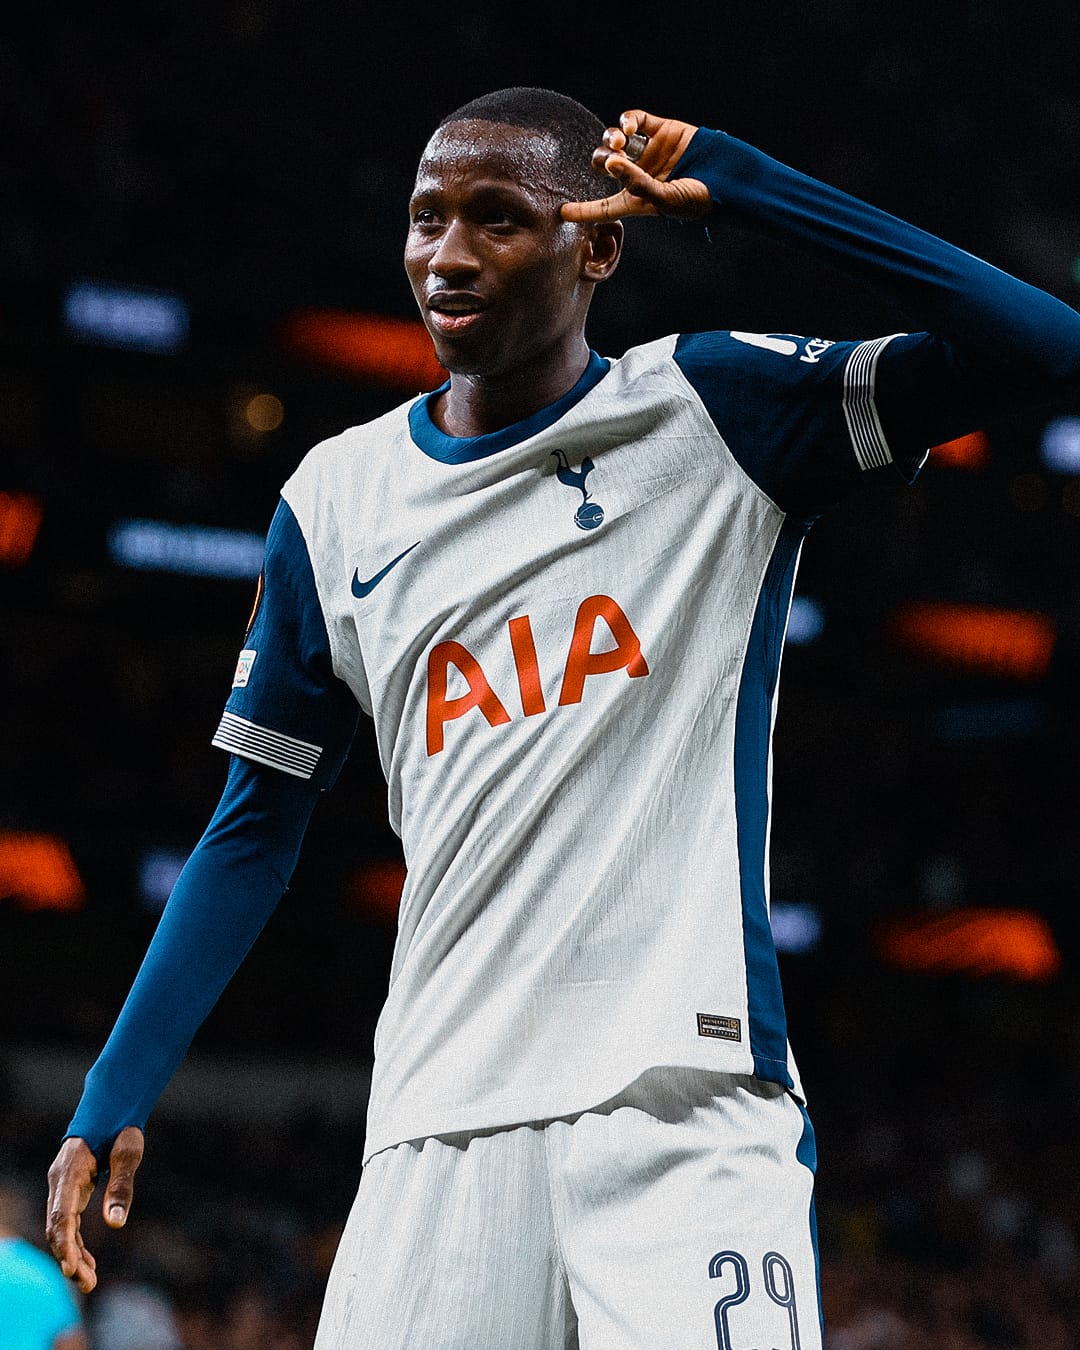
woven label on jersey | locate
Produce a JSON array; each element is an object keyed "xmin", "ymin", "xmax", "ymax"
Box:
[
  {"xmin": 232, "ymin": 649, "xmax": 257, "ymax": 688},
  {"xmin": 697, "ymin": 1013, "xmax": 742, "ymax": 1042}
]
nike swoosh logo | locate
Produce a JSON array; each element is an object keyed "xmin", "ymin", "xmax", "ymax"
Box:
[
  {"xmin": 729, "ymin": 331, "xmax": 800, "ymax": 357},
  {"xmin": 351, "ymin": 541, "xmax": 420, "ymax": 598}
]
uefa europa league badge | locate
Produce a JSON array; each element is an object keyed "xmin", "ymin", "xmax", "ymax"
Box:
[{"xmin": 551, "ymin": 449, "xmax": 605, "ymax": 530}]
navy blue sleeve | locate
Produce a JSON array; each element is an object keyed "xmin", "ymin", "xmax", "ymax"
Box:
[
  {"xmin": 675, "ymin": 329, "xmax": 913, "ymax": 519},
  {"xmin": 670, "ymin": 128, "xmax": 1080, "ymax": 518},
  {"xmin": 66, "ymin": 754, "xmax": 320, "ymax": 1157},
  {"xmin": 211, "ymin": 498, "xmax": 360, "ymax": 789}
]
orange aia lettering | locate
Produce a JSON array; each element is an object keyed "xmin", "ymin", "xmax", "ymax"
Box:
[
  {"xmin": 507, "ymin": 615, "xmax": 546, "ymax": 717},
  {"xmin": 426, "ymin": 640, "xmax": 511, "ymax": 755},
  {"xmin": 558, "ymin": 595, "xmax": 649, "ymax": 706}
]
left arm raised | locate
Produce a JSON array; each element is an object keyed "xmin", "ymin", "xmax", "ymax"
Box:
[{"xmin": 565, "ymin": 111, "xmax": 1080, "ymax": 438}]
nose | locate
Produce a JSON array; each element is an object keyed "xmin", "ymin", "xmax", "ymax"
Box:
[{"xmin": 428, "ymin": 219, "xmax": 481, "ymax": 279}]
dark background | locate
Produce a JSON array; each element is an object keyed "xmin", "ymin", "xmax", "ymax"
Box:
[{"xmin": 4, "ymin": 3, "xmax": 1080, "ymax": 1346}]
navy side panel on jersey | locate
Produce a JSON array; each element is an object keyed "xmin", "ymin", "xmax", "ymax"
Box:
[
  {"xmin": 212, "ymin": 498, "xmax": 359, "ymax": 788},
  {"xmin": 734, "ymin": 517, "xmax": 804, "ymax": 1086}
]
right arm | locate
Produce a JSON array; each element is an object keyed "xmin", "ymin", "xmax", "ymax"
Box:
[
  {"xmin": 47, "ymin": 754, "xmax": 320, "ymax": 1291},
  {"xmin": 47, "ymin": 494, "xmax": 360, "ymax": 1291}
]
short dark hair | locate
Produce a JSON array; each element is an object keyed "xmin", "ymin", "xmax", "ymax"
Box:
[{"xmin": 438, "ymin": 86, "xmax": 618, "ymax": 203}]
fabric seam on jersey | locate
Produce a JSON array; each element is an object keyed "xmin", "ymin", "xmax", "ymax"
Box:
[
  {"xmin": 662, "ymin": 345, "xmax": 789, "ymax": 519},
  {"xmin": 279, "ymin": 485, "xmax": 357, "ymax": 718},
  {"xmin": 540, "ymin": 1118, "xmax": 572, "ymax": 1303},
  {"xmin": 733, "ymin": 517, "xmax": 806, "ymax": 1085},
  {"xmin": 843, "ymin": 334, "xmax": 903, "ymax": 470}
]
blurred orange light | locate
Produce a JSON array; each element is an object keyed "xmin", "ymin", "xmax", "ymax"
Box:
[
  {"xmin": 878, "ymin": 907, "xmax": 1062, "ymax": 982},
  {"xmin": 283, "ymin": 310, "xmax": 445, "ymax": 391},
  {"xmin": 347, "ymin": 859, "xmax": 406, "ymax": 923},
  {"xmin": 0, "ymin": 491, "xmax": 44, "ymax": 566},
  {"xmin": 0, "ymin": 832, "xmax": 85, "ymax": 912},
  {"xmin": 891, "ymin": 602, "xmax": 1056, "ymax": 680},
  {"xmin": 930, "ymin": 430, "xmax": 990, "ymax": 469},
  {"xmin": 244, "ymin": 392, "xmax": 284, "ymax": 432}
]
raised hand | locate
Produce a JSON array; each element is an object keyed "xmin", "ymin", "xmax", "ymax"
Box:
[
  {"xmin": 46, "ymin": 1126, "xmax": 145, "ymax": 1293},
  {"xmin": 561, "ymin": 109, "xmax": 711, "ymax": 222}
]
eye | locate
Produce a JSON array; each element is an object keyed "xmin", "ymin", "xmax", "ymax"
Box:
[
  {"xmin": 480, "ymin": 208, "xmax": 515, "ymax": 228},
  {"xmin": 410, "ymin": 206, "xmax": 441, "ymax": 228}
]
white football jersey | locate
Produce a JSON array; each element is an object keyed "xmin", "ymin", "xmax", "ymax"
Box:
[{"xmin": 214, "ymin": 329, "xmax": 914, "ymax": 1160}]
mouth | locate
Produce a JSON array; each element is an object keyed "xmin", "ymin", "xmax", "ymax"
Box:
[{"xmin": 427, "ymin": 291, "xmax": 487, "ymax": 334}]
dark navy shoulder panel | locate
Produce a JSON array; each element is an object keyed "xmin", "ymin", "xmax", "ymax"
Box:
[
  {"xmin": 674, "ymin": 329, "xmax": 871, "ymax": 519},
  {"xmin": 214, "ymin": 498, "xmax": 359, "ymax": 789}
]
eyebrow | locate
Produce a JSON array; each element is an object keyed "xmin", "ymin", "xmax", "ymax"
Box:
[{"xmin": 408, "ymin": 178, "xmax": 548, "ymax": 209}]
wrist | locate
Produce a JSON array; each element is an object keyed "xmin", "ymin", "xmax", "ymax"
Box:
[{"xmin": 671, "ymin": 128, "xmax": 770, "ymax": 213}]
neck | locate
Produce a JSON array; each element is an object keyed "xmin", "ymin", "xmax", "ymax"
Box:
[{"xmin": 434, "ymin": 337, "xmax": 591, "ymax": 438}]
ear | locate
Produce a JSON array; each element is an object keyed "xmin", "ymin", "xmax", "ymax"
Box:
[{"xmin": 581, "ymin": 220, "xmax": 623, "ymax": 283}]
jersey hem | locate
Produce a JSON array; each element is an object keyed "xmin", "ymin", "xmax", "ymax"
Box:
[{"xmin": 362, "ymin": 1053, "xmax": 797, "ymax": 1163}]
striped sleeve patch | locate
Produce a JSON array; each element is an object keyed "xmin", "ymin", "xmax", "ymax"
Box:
[
  {"xmin": 842, "ymin": 334, "xmax": 903, "ymax": 471},
  {"xmin": 211, "ymin": 711, "xmax": 322, "ymax": 780}
]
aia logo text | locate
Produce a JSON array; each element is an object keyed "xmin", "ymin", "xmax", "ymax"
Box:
[{"xmin": 426, "ymin": 594, "xmax": 649, "ymax": 755}]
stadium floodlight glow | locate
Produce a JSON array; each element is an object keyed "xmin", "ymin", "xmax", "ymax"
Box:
[
  {"xmin": 930, "ymin": 429, "xmax": 990, "ymax": 470},
  {"xmin": 138, "ymin": 848, "xmax": 190, "ymax": 913},
  {"xmin": 108, "ymin": 519, "xmax": 265, "ymax": 580},
  {"xmin": 0, "ymin": 832, "xmax": 85, "ymax": 912},
  {"xmin": 769, "ymin": 902, "xmax": 822, "ymax": 954},
  {"xmin": 1039, "ymin": 416, "xmax": 1080, "ymax": 473},
  {"xmin": 877, "ymin": 907, "xmax": 1062, "ymax": 983},
  {"xmin": 785, "ymin": 596, "xmax": 825, "ymax": 646},
  {"xmin": 282, "ymin": 309, "xmax": 445, "ymax": 390},
  {"xmin": 891, "ymin": 602, "xmax": 1056, "ymax": 681},
  {"xmin": 347, "ymin": 859, "xmax": 407, "ymax": 923},
  {"xmin": 0, "ymin": 491, "xmax": 43, "ymax": 566},
  {"xmin": 64, "ymin": 279, "xmax": 189, "ymax": 354}
]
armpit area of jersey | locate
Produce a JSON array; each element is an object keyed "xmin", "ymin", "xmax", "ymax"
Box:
[{"xmin": 212, "ymin": 497, "xmax": 359, "ymax": 790}]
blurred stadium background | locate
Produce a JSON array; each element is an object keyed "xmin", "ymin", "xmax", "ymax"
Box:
[{"xmin": 3, "ymin": 3, "xmax": 1080, "ymax": 1346}]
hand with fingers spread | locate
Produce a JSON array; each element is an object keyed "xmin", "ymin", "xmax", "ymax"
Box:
[
  {"xmin": 560, "ymin": 109, "xmax": 711, "ymax": 223},
  {"xmin": 46, "ymin": 1126, "xmax": 145, "ymax": 1293}
]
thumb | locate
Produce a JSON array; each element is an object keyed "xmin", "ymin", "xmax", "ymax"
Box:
[{"xmin": 103, "ymin": 1126, "xmax": 145, "ymax": 1228}]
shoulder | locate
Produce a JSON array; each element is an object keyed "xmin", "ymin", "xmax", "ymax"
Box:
[
  {"xmin": 675, "ymin": 330, "xmax": 856, "ymax": 381},
  {"xmin": 283, "ymin": 394, "xmax": 420, "ymax": 497},
  {"xmin": 278, "ymin": 393, "xmax": 421, "ymax": 536},
  {"xmin": 611, "ymin": 331, "xmax": 862, "ymax": 406}
]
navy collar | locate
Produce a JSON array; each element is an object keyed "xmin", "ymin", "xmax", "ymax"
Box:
[{"xmin": 409, "ymin": 350, "xmax": 610, "ymax": 464}]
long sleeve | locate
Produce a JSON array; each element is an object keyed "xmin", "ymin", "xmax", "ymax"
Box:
[
  {"xmin": 675, "ymin": 127, "xmax": 1080, "ymax": 386},
  {"xmin": 65, "ymin": 754, "xmax": 321, "ymax": 1158},
  {"xmin": 669, "ymin": 128, "xmax": 1080, "ymax": 516}
]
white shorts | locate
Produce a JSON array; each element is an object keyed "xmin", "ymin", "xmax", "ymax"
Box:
[{"xmin": 314, "ymin": 1067, "xmax": 822, "ymax": 1350}]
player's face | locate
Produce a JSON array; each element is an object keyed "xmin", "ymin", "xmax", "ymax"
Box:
[{"xmin": 405, "ymin": 121, "xmax": 609, "ymax": 377}]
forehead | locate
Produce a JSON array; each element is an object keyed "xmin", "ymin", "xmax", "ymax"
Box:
[{"xmin": 412, "ymin": 119, "xmax": 561, "ymax": 197}]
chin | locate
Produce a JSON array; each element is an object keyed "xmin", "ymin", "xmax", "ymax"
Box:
[{"xmin": 431, "ymin": 340, "xmax": 500, "ymax": 378}]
